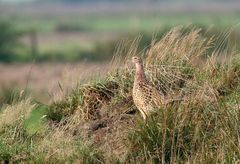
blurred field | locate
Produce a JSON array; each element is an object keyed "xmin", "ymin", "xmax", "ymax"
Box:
[
  {"xmin": 0, "ymin": 62, "xmax": 110, "ymax": 103},
  {"xmin": 1, "ymin": 1, "xmax": 240, "ymax": 62}
]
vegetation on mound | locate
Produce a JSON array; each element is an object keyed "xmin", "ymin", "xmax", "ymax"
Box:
[{"xmin": 0, "ymin": 27, "xmax": 240, "ymax": 163}]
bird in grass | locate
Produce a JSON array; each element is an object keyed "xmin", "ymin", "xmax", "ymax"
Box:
[{"xmin": 132, "ymin": 56, "xmax": 167, "ymax": 120}]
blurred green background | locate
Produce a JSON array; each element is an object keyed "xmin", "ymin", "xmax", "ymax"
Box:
[{"xmin": 0, "ymin": 0, "xmax": 240, "ymax": 62}]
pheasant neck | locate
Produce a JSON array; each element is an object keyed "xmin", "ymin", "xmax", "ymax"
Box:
[{"xmin": 135, "ymin": 63, "xmax": 146, "ymax": 83}]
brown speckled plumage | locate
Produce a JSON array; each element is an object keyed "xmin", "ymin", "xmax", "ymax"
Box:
[{"xmin": 132, "ymin": 56, "xmax": 166, "ymax": 120}]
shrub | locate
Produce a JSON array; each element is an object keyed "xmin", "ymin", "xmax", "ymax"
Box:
[{"xmin": 0, "ymin": 21, "xmax": 24, "ymax": 62}]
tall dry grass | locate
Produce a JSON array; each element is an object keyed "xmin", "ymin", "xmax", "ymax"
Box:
[
  {"xmin": 120, "ymin": 27, "xmax": 240, "ymax": 163},
  {"xmin": 45, "ymin": 26, "xmax": 240, "ymax": 163}
]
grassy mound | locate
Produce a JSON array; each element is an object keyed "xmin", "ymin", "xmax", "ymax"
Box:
[{"xmin": 0, "ymin": 27, "xmax": 240, "ymax": 163}]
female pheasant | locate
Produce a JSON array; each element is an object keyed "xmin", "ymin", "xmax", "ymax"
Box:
[{"xmin": 132, "ymin": 56, "xmax": 167, "ymax": 120}]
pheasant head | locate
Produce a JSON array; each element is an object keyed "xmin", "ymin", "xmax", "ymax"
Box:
[{"xmin": 132, "ymin": 56, "xmax": 146, "ymax": 83}]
